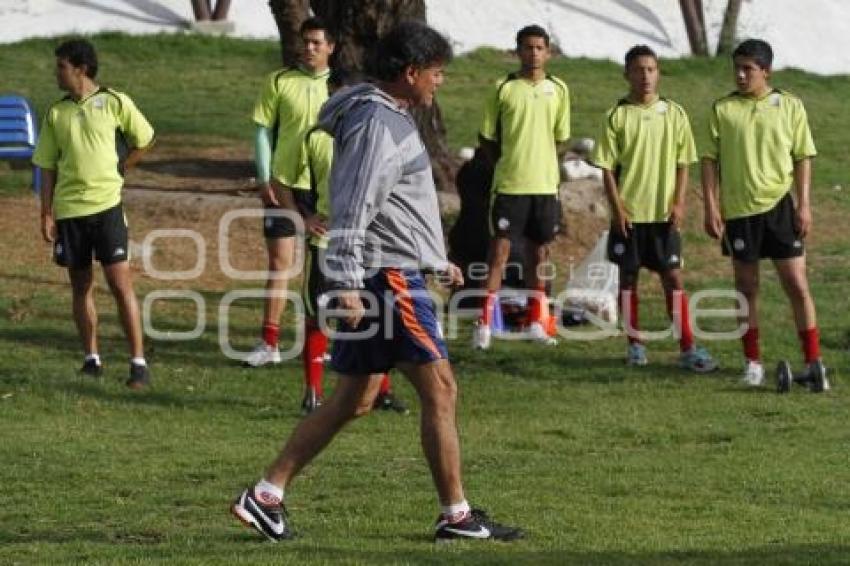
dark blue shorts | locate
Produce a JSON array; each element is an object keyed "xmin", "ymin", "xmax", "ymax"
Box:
[{"xmin": 330, "ymin": 269, "xmax": 449, "ymax": 376}]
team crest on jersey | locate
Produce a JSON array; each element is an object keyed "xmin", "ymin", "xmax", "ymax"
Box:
[
  {"xmin": 656, "ymin": 100, "xmax": 668, "ymax": 114},
  {"xmin": 769, "ymin": 93, "xmax": 782, "ymax": 107},
  {"xmin": 93, "ymin": 96, "xmax": 105, "ymax": 110},
  {"xmin": 541, "ymin": 82, "xmax": 556, "ymax": 97}
]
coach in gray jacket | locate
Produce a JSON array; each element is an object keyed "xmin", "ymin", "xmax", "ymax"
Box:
[{"xmin": 231, "ymin": 22, "xmax": 522, "ymax": 543}]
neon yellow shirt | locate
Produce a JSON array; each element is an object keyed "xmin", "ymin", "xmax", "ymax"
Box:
[
  {"xmin": 252, "ymin": 67, "xmax": 329, "ymax": 184},
  {"xmin": 480, "ymin": 73, "xmax": 570, "ymax": 195},
  {"xmin": 704, "ymin": 89, "xmax": 816, "ymax": 220},
  {"xmin": 276, "ymin": 126, "xmax": 333, "ymax": 247},
  {"xmin": 32, "ymin": 88, "xmax": 154, "ymax": 220},
  {"xmin": 591, "ymin": 96, "xmax": 696, "ymax": 223}
]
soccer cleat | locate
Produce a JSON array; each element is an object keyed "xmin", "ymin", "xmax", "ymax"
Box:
[
  {"xmin": 626, "ymin": 343, "xmax": 648, "ymax": 366},
  {"xmin": 79, "ymin": 358, "xmax": 103, "ymax": 378},
  {"xmin": 472, "ymin": 320, "xmax": 491, "ymax": 350},
  {"xmin": 776, "ymin": 360, "xmax": 793, "ymax": 394},
  {"xmin": 679, "ymin": 345, "xmax": 718, "ymax": 373},
  {"xmin": 373, "ymin": 392, "xmax": 410, "ymax": 415},
  {"xmin": 231, "ymin": 488, "xmax": 292, "ymax": 542},
  {"xmin": 527, "ymin": 322, "xmax": 557, "ymax": 346},
  {"xmin": 434, "ymin": 508, "xmax": 524, "ymax": 543},
  {"xmin": 741, "ymin": 360, "xmax": 764, "ymax": 387},
  {"xmin": 300, "ymin": 388, "xmax": 323, "ymax": 415},
  {"xmin": 796, "ymin": 359, "xmax": 830, "ymax": 393},
  {"xmin": 242, "ymin": 342, "xmax": 282, "ymax": 368},
  {"xmin": 126, "ymin": 363, "xmax": 150, "ymax": 389}
]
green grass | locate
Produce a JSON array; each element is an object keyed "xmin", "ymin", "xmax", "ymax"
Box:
[{"xmin": 2, "ymin": 34, "xmax": 850, "ymax": 564}]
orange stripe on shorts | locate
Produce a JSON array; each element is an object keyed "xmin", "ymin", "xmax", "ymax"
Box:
[{"xmin": 385, "ymin": 269, "xmax": 443, "ymax": 360}]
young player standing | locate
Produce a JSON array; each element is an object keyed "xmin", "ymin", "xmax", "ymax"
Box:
[
  {"xmin": 591, "ymin": 45, "xmax": 717, "ymax": 372},
  {"xmin": 473, "ymin": 24, "xmax": 570, "ymax": 350},
  {"xmin": 244, "ymin": 17, "xmax": 334, "ymax": 367},
  {"xmin": 33, "ymin": 39, "xmax": 155, "ymax": 388},
  {"xmin": 702, "ymin": 39, "xmax": 828, "ymax": 391},
  {"xmin": 274, "ymin": 68, "xmax": 408, "ymax": 414}
]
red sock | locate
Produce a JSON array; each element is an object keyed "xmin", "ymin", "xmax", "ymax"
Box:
[
  {"xmin": 527, "ymin": 286, "xmax": 546, "ymax": 324},
  {"xmin": 262, "ymin": 323, "xmax": 279, "ymax": 347},
  {"xmin": 621, "ymin": 288, "xmax": 640, "ymax": 344},
  {"xmin": 798, "ymin": 327, "xmax": 821, "ymax": 364},
  {"xmin": 667, "ymin": 290, "xmax": 694, "ymax": 352},
  {"xmin": 379, "ymin": 374, "xmax": 391, "ymax": 394},
  {"xmin": 742, "ymin": 327, "xmax": 760, "ymax": 362},
  {"xmin": 303, "ymin": 321, "xmax": 328, "ymax": 397},
  {"xmin": 481, "ymin": 291, "xmax": 497, "ymax": 324}
]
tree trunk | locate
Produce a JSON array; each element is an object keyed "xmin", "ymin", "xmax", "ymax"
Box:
[
  {"xmin": 679, "ymin": 0, "xmax": 709, "ymax": 56},
  {"xmin": 311, "ymin": 0, "xmax": 457, "ymax": 190},
  {"xmin": 191, "ymin": 0, "xmax": 211, "ymax": 21},
  {"xmin": 268, "ymin": 0, "xmax": 311, "ymax": 67},
  {"xmin": 716, "ymin": 0, "xmax": 743, "ymax": 55},
  {"xmin": 211, "ymin": 0, "xmax": 232, "ymax": 21}
]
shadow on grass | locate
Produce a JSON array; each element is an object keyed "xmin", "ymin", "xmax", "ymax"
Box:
[
  {"xmin": 51, "ymin": 378, "xmax": 263, "ymax": 412},
  {"xmin": 1, "ymin": 533, "xmax": 847, "ymax": 566}
]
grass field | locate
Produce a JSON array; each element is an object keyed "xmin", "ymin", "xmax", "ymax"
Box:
[{"xmin": 1, "ymin": 34, "xmax": 850, "ymax": 565}]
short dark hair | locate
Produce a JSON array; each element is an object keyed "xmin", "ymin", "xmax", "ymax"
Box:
[
  {"xmin": 55, "ymin": 39, "xmax": 98, "ymax": 79},
  {"xmin": 300, "ymin": 16, "xmax": 333, "ymax": 43},
  {"xmin": 328, "ymin": 66, "xmax": 363, "ymax": 90},
  {"xmin": 625, "ymin": 45, "xmax": 657, "ymax": 69},
  {"xmin": 371, "ymin": 21, "xmax": 452, "ymax": 82},
  {"xmin": 516, "ymin": 25, "xmax": 550, "ymax": 48},
  {"xmin": 733, "ymin": 39, "xmax": 773, "ymax": 69}
]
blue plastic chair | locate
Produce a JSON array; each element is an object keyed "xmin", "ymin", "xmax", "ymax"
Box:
[{"xmin": 0, "ymin": 95, "xmax": 41, "ymax": 192}]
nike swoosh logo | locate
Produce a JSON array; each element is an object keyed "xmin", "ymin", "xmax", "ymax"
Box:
[
  {"xmin": 442, "ymin": 525, "xmax": 491, "ymax": 539},
  {"xmin": 247, "ymin": 497, "xmax": 284, "ymax": 535}
]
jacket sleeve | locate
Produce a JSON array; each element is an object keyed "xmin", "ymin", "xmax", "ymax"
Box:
[{"xmin": 325, "ymin": 116, "xmax": 402, "ymax": 290}]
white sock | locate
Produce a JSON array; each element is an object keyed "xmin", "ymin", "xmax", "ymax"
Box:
[
  {"xmin": 441, "ymin": 500, "xmax": 470, "ymax": 521},
  {"xmin": 130, "ymin": 357, "xmax": 147, "ymax": 367},
  {"xmin": 254, "ymin": 479, "xmax": 283, "ymax": 506},
  {"xmin": 85, "ymin": 353, "xmax": 101, "ymax": 365}
]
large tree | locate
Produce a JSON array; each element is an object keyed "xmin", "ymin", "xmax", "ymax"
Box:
[
  {"xmin": 716, "ymin": 0, "xmax": 744, "ymax": 55},
  {"xmin": 268, "ymin": 0, "xmax": 311, "ymax": 67},
  {"xmin": 679, "ymin": 0, "xmax": 708, "ymax": 56},
  {"xmin": 190, "ymin": 0, "xmax": 231, "ymax": 21},
  {"xmin": 268, "ymin": 0, "xmax": 457, "ymax": 190}
]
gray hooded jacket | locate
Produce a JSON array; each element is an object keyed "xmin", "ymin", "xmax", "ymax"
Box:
[{"xmin": 317, "ymin": 83, "xmax": 449, "ymax": 290}]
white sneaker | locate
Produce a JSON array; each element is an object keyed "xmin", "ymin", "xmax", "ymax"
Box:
[
  {"xmin": 242, "ymin": 342, "xmax": 282, "ymax": 367},
  {"xmin": 741, "ymin": 360, "xmax": 764, "ymax": 386},
  {"xmin": 472, "ymin": 320, "xmax": 491, "ymax": 350},
  {"xmin": 527, "ymin": 322, "xmax": 557, "ymax": 346}
]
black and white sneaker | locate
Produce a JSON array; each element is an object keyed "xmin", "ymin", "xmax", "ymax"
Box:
[
  {"xmin": 373, "ymin": 392, "xmax": 410, "ymax": 415},
  {"xmin": 434, "ymin": 508, "xmax": 523, "ymax": 543},
  {"xmin": 231, "ymin": 488, "xmax": 292, "ymax": 542},
  {"xmin": 796, "ymin": 359, "xmax": 830, "ymax": 393},
  {"xmin": 301, "ymin": 388, "xmax": 322, "ymax": 415},
  {"xmin": 776, "ymin": 360, "xmax": 793, "ymax": 394},
  {"xmin": 126, "ymin": 363, "xmax": 150, "ymax": 390},
  {"xmin": 79, "ymin": 358, "xmax": 103, "ymax": 378}
]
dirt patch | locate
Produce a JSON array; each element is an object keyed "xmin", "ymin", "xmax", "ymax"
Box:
[{"xmin": 3, "ymin": 139, "xmax": 844, "ymax": 300}]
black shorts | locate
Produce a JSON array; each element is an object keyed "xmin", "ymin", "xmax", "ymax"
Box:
[
  {"xmin": 301, "ymin": 243, "xmax": 327, "ymax": 318},
  {"xmin": 54, "ymin": 204, "xmax": 129, "ymax": 269},
  {"xmin": 490, "ymin": 193, "xmax": 560, "ymax": 244},
  {"xmin": 263, "ymin": 205, "xmax": 296, "ymax": 239},
  {"xmin": 607, "ymin": 221, "xmax": 682, "ymax": 274},
  {"xmin": 722, "ymin": 193, "xmax": 803, "ymax": 262}
]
